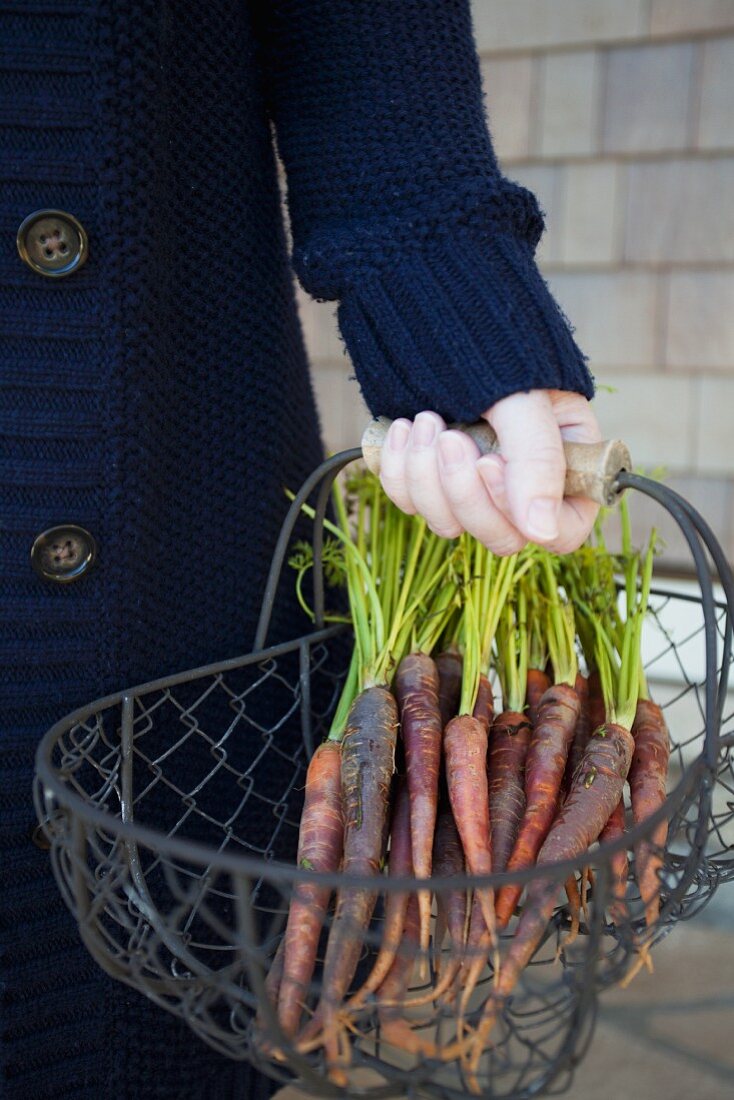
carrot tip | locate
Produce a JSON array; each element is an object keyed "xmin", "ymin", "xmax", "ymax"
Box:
[
  {"xmin": 619, "ymin": 943, "xmax": 654, "ymax": 989},
  {"xmin": 416, "ymin": 953, "xmax": 430, "ymax": 986},
  {"xmin": 418, "ymin": 890, "xmax": 433, "ymax": 958},
  {"xmin": 463, "ymin": 1009, "xmax": 500, "ymax": 1084},
  {"xmin": 380, "ymin": 1020, "xmax": 439, "ymax": 1059},
  {"xmin": 437, "ymin": 1033, "xmax": 475, "ymax": 1063}
]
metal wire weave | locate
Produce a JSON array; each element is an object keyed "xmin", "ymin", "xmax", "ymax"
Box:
[{"xmin": 33, "ymin": 457, "xmax": 734, "ymax": 1099}]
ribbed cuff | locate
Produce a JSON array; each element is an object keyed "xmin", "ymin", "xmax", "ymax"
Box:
[{"xmin": 334, "ymin": 224, "xmax": 594, "ymax": 422}]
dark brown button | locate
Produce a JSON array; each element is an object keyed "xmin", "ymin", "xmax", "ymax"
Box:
[
  {"xmin": 31, "ymin": 524, "xmax": 96, "ymax": 583},
  {"xmin": 30, "ymin": 823, "xmax": 52, "ymax": 851},
  {"xmin": 17, "ymin": 209, "xmax": 88, "ymax": 278}
]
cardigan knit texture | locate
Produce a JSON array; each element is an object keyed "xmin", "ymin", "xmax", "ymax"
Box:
[{"xmin": 0, "ymin": 2, "xmax": 593, "ymax": 1097}]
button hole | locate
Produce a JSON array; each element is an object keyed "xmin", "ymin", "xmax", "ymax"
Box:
[
  {"xmin": 44, "ymin": 248, "xmax": 53, "ymax": 258},
  {"xmin": 39, "ymin": 235, "xmax": 47, "ymax": 244}
]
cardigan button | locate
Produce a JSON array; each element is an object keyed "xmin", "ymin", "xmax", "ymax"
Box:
[
  {"xmin": 17, "ymin": 210, "xmax": 88, "ymax": 278},
  {"xmin": 31, "ymin": 525, "xmax": 97, "ymax": 583}
]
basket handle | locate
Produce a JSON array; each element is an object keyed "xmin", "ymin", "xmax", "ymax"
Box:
[{"xmin": 361, "ymin": 416, "xmax": 631, "ymax": 508}]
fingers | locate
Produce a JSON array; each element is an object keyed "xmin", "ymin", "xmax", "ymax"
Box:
[
  {"xmin": 481, "ymin": 390, "xmax": 602, "ymax": 553},
  {"xmin": 550, "ymin": 496, "xmax": 600, "ymax": 555},
  {"xmin": 484, "ymin": 391, "xmax": 566, "ymax": 544},
  {"xmin": 548, "ymin": 389, "xmax": 602, "ymax": 553},
  {"xmin": 380, "ymin": 418, "xmax": 417, "ymax": 514},
  {"xmin": 436, "ymin": 433, "xmax": 526, "ymax": 556},
  {"xmin": 380, "ymin": 413, "xmax": 526, "ymax": 553},
  {"xmin": 548, "ymin": 388, "xmax": 603, "ymax": 445},
  {"xmin": 379, "ymin": 391, "xmax": 602, "ymax": 556},
  {"xmin": 381, "ymin": 412, "xmax": 461, "ymax": 537},
  {"xmin": 404, "ymin": 413, "xmax": 463, "ymax": 538},
  {"xmin": 479, "ymin": 455, "xmax": 599, "ymax": 554}
]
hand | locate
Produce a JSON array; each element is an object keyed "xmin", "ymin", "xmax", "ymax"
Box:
[{"xmin": 379, "ymin": 389, "xmax": 602, "ymax": 556}]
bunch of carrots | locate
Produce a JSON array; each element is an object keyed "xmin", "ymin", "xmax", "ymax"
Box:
[{"xmin": 259, "ymin": 471, "xmax": 670, "ymax": 1090}]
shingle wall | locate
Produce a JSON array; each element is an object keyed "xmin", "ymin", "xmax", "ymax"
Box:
[{"xmin": 296, "ymin": 0, "xmax": 734, "ymax": 568}]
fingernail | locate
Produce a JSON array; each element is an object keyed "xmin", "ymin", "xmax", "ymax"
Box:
[
  {"xmin": 412, "ymin": 413, "xmax": 437, "ymax": 447},
  {"xmin": 527, "ymin": 498, "xmax": 560, "ymax": 541},
  {"xmin": 388, "ymin": 421, "xmax": 410, "ymax": 452},
  {"xmin": 477, "ymin": 456, "xmax": 502, "ymax": 488},
  {"xmin": 437, "ymin": 433, "xmax": 464, "ymax": 470}
]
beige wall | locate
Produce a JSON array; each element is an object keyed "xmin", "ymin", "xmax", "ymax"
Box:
[{"xmin": 296, "ymin": 0, "xmax": 734, "ymax": 570}]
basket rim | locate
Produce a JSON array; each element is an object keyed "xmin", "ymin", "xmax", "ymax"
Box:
[
  {"xmin": 34, "ymin": 584, "xmax": 728, "ymax": 890},
  {"xmin": 36, "ymin": 748, "xmax": 706, "ymax": 892}
]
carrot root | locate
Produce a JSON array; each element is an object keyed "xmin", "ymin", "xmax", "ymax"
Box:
[
  {"xmin": 375, "ymin": 895, "xmax": 438, "ymax": 1058},
  {"xmin": 488, "ymin": 711, "xmax": 532, "ymax": 876},
  {"xmin": 525, "ymin": 668, "xmax": 551, "ymax": 727},
  {"xmin": 436, "ymin": 649, "xmax": 463, "ymax": 729},
  {"xmin": 445, "ymin": 680, "xmax": 498, "ymax": 967},
  {"xmin": 396, "ymin": 652, "xmax": 443, "ymax": 958},
  {"xmin": 560, "ymin": 875, "xmax": 581, "ymax": 951},
  {"xmin": 255, "ymin": 938, "xmax": 287, "ymax": 1059},
  {"xmin": 619, "ymin": 949, "xmax": 654, "ymax": 989},
  {"xmin": 317, "ymin": 686, "xmax": 398, "ymax": 1071},
  {"xmin": 430, "ymin": 804, "xmax": 467, "ymax": 999},
  {"xmin": 347, "ymin": 777, "xmax": 412, "ymax": 1010},
  {"xmin": 277, "ymin": 741, "xmax": 343, "ymax": 1039},
  {"xmin": 599, "ymin": 796, "xmax": 629, "ymax": 928},
  {"xmin": 630, "ymin": 699, "xmax": 670, "ymax": 929},
  {"xmin": 496, "ymin": 682, "xmax": 581, "ymax": 928},
  {"xmin": 470, "ymin": 722, "xmax": 635, "ymax": 1075}
]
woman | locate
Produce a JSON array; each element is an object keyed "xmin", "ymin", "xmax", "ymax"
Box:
[{"xmin": 1, "ymin": 2, "xmax": 599, "ymax": 1097}]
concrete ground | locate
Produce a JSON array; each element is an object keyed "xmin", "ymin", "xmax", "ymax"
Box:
[
  {"xmin": 562, "ymin": 887, "xmax": 733, "ymax": 1100},
  {"xmin": 272, "ymin": 888, "xmax": 733, "ymax": 1100}
]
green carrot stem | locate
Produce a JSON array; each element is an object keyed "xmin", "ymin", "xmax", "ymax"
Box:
[
  {"xmin": 559, "ymin": 552, "xmax": 595, "ymax": 670},
  {"xmin": 517, "ymin": 584, "xmax": 529, "ymax": 705},
  {"xmin": 523, "ymin": 560, "xmax": 548, "ymax": 672},
  {"xmin": 620, "ymin": 495, "xmax": 633, "ymax": 557},
  {"xmin": 497, "ymin": 585, "xmax": 529, "ymax": 714},
  {"xmin": 414, "ymin": 579, "xmax": 460, "ymax": 656},
  {"xmin": 411, "ymin": 529, "xmax": 446, "ymax": 597},
  {"xmin": 377, "ymin": 564, "xmax": 454, "ymax": 684},
  {"xmin": 328, "ymin": 647, "xmax": 360, "ymax": 741},
  {"xmin": 458, "ymin": 535, "xmax": 482, "ymax": 716},
  {"xmin": 440, "ymin": 603, "xmax": 464, "ymax": 653},
  {"xmin": 592, "ymin": 505, "xmax": 611, "ymax": 551},
  {"xmin": 356, "ymin": 489, "xmax": 367, "ymax": 569},
  {"xmin": 479, "ymin": 552, "xmax": 517, "ymax": 673},
  {"xmin": 376, "ymin": 501, "xmax": 396, "ymax": 626},
  {"xmin": 633, "ymin": 532, "xmax": 656, "ymax": 702},
  {"xmin": 292, "ymin": 562, "xmax": 350, "ymax": 626},
  {"xmin": 294, "ymin": 562, "xmax": 313, "ymax": 622},
  {"xmin": 372, "ymin": 517, "xmax": 427, "ymax": 684},
  {"xmin": 615, "ymin": 529, "xmax": 657, "ymax": 729},
  {"xmin": 370, "ymin": 474, "xmax": 381, "ymax": 589},
  {"xmin": 593, "ymin": 622, "xmax": 618, "ymax": 722},
  {"xmin": 324, "ymin": 489, "xmax": 385, "ymax": 682},
  {"xmin": 540, "ymin": 553, "xmax": 577, "ymax": 685}
]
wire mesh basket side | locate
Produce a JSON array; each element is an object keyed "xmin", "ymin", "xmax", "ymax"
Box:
[
  {"xmin": 33, "ymin": 452, "xmax": 734, "ymax": 1099},
  {"xmin": 33, "ymin": 580, "xmax": 734, "ymax": 1099}
]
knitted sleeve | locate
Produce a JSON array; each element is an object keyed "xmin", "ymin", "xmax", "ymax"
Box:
[{"xmin": 252, "ymin": 0, "xmax": 594, "ymax": 422}]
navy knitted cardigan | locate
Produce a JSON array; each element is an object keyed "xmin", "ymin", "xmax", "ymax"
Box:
[{"xmin": 0, "ymin": 2, "xmax": 592, "ymax": 1097}]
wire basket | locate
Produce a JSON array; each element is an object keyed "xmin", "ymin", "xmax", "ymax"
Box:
[{"xmin": 34, "ymin": 448, "xmax": 734, "ymax": 1100}]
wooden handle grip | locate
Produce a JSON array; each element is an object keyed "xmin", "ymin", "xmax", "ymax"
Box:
[{"xmin": 361, "ymin": 417, "xmax": 631, "ymax": 507}]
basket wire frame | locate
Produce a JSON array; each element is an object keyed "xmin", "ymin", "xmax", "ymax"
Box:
[{"xmin": 34, "ymin": 454, "xmax": 734, "ymax": 1099}]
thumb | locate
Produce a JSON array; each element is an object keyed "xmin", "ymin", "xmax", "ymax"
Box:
[{"xmin": 483, "ymin": 391, "xmax": 565, "ymax": 543}]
